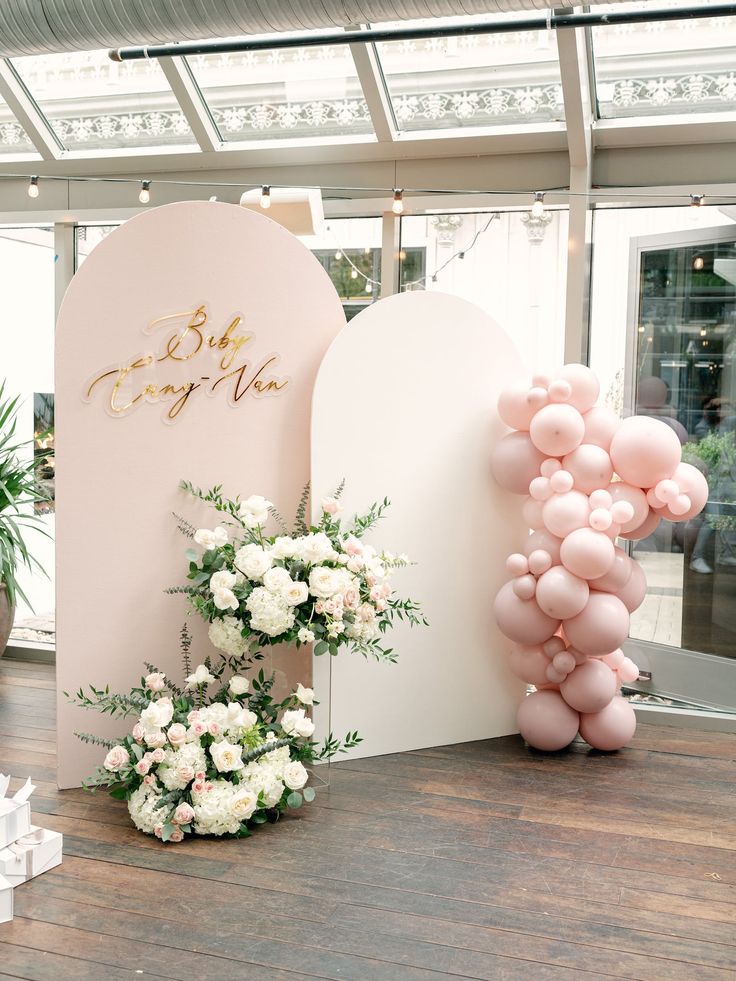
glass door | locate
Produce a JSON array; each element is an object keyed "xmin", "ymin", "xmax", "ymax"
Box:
[{"xmin": 623, "ymin": 224, "xmax": 736, "ymax": 711}]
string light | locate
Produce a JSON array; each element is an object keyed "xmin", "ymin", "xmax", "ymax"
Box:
[
  {"xmin": 693, "ymin": 255, "xmax": 704, "ymax": 270},
  {"xmin": 27, "ymin": 175, "xmax": 39, "ymax": 198},
  {"xmin": 260, "ymin": 185, "xmax": 271, "ymax": 209},
  {"xmin": 392, "ymin": 188, "xmax": 404, "ymax": 215},
  {"xmin": 364, "ymin": 246, "xmax": 371, "ymax": 255},
  {"xmin": 334, "ymin": 250, "xmax": 342, "ymax": 260},
  {"xmin": 531, "ymin": 191, "xmax": 545, "ymax": 219},
  {"xmin": 690, "ymin": 193, "xmax": 705, "ymax": 207},
  {"xmin": 138, "ymin": 180, "xmax": 151, "ymax": 204},
  {"xmin": 401, "ymin": 212, "xmax": 500, "ymax": 291},
  {"xmin": 350, "ymin": 268, "xmax": 358, "ymax": 279},
  {"xmin": 365, "ymin": 282, "xmax": 373, "ymax": 293}
]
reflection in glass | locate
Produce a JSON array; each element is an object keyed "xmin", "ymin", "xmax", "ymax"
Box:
[{"xmin": 0, "ymin": 94, "xmax": 35, "ymax": 155}]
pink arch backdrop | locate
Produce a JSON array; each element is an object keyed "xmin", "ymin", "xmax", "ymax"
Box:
[{"xmin": 492, "ymin": 364, "xmax": 708, "ymax": 752}]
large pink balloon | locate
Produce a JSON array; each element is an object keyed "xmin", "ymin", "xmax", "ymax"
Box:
[
  {"xmin": 609, "ymin": 416, "xmax": 682, "ymax": 488},
  {"xmin": 582, "ymin": 406, "xmax": 619, "ymax": 451},
  {"xmin": 563, "ymin": 592, "xmax": 630, "ymax": 657},
  {"xmin": 652, "ymin": 462, "xmax": 709, "ymax": 522},
  {"xmin": 509, "ymin": 643, "xmax": 553, "ymax": 687},
  {"xmin": 607, "ymin": 481, "xmax": 649, "ymax": 535},
  {"xmin": 619, "ymin": 507, "xmax": 661, "ymax": 542},
  {"xmin": 588, "ymin": 546, "xmax": 633, "ymax": 593},
  {"xmin": 560, "ymin": 527, "xmax": 615, "ymax": 579},
  {"xmin": 529, "ymin": 403, "xmax": 585, "ymax": 457},
  {"xmin": 523, "ymin": 529, "xmax": 563, "ymax": 566},
  {"xmin": 615, "ymin": 560, "xmax": 647, "ymax": 613},
  {"xmin": 562, "ymin": 443, "xmax": 614, "ymax": 495},
  {"xmin": 535, "ymin": 566, "xmax": 589, "ymax": 620},
  {"xmin": 498, "ymin": 387, "xmax": 542, "ymax": 431},
  {"xmin": 491, "ymin": 432, "xmax": 547, "ymax": 495},
  {"xmin": 517, "ymin": 690, "xmax": 580, "ymax": 751},
  {"xmin": 542, "ymin": 490, "xmax": 591, "ymax": 539},
  {"xmin": 522, "ymin": 496, "xmax": 546, "ymax": 531},
  {"xmin": 556, "ymin": 364, "xmax": 600, "ymax": 414},
  {"xmin": 637, "ymin": 375, "xmax": 668, "ymax": 409},
  {"xmin": 494, "ymin": 581, "xmax": 561, "ymax": 645},
  {"xmin": 560, "ymin": 658, "xmax": 617, "ymax": 713},
  {"xmin": 579, "ymin": 696, "xmax": 637, "ymax": 751}
]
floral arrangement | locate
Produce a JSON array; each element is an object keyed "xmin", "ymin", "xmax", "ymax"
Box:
[
  {"xmin": 66, "ymin": 627, "xmax": 361, "ymax": 843},
  {"xmin": 171, "ymin": 480, "xmax": 426, "ymax": 662}
]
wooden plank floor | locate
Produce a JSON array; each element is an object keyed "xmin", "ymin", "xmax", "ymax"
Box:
[{"xmin": 0, "ymin": 658, "xmax": 735, "ymax": 981}]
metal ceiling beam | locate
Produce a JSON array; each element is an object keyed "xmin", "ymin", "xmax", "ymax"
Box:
[
  {"xmin": 158, "ymin": 56, "xmax": 222, "ymax": 153},
  {"xmin": 0, "ymin": 59, "xmax": 63, "ymax": 161},
  {"xmin": 346, "ymin": 28, "xmax": 397, "ymax": 143}
]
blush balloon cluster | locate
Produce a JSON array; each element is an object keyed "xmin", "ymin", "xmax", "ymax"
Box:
[{"xmin": 492, "ymin": 364, "xmax": 708, "ymax": 752}]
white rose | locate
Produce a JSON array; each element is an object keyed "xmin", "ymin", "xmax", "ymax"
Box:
[
  {"xmin": 228, "ymin": 675, "xmax": 249, "ymax": 696},
  {"xmin": 213, "ymin": 588, "xmax": 238, "ymax": 611},
  {"xmin": 308, "ymin": 566, "xmax": 342, "ymax": 599},
  {"xmin": 281, "ymin": 708, "xmax": 315, "ymax": 739},
  {"xmin": 296, "ymin": 533, "xmax": 336, "ymax": 565},
  {"xmin": 145, "ymin": 672, "xmax": 166, "ymax": 693},
  {"xmin": 271, "ymin": 536, "xmax": 297, "ymax": 559},
  {"xmin": 283, "ymin": 581, "xmax": 309, "ymax": 606},
  {"xmin": 140, "ymin": 697, "xmax": 174, "ymax": 732},
  {"xmin": 263, "ymin": 567, "xmax": 293, "ymax": 594},
  {"xmin": 103, "ymin": 745, "xmax": 129, "ymax": 772},
  {"xmin": 283, "ymin": 761, "xmax": 309, "ymax": 790},
  {"xmin": 194, "ymin": 526, "xmax": 229, "ymax": 550},
  {"xmin": 226, "ymin": 703, "xmax": 258, "ymax": 730},
  {"xmin": 185, "ymin": 664, "xmax": 216, "ymax": 689},
  {"xmin": 210, "ymin": 569, "xmax": 237, "ymax": 593},
  {"xmin": 230, "ymin": 788, "xmax": 258, "ymax": 821},
  {"xmin": 210, "ymin": 739, "xmax": 245, "ymax": 773},
  {"xmin": 295, "ymin": 683, "xmax": 314, "ymax": 706},
  {"xmin": 234, "ymin": 544, "xmax": 273, "ymax": 580},
  {"xmin": 238, "ymin": 494, "xmax": 272, "ymax": 529},
  {"xmin": 297, "ymin": 627, "xmax": 315, "ymax": 644}
]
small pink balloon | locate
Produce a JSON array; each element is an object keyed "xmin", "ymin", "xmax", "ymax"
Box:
[
  {"xmin": 543, "ymin": 490, "xmax": 591, "ymax": 539},
  {"xmin": 560, "ymin": 658, "xmax": 617, "ymax": 713},
  {"xmin": 556, "ymin": 364, "xmax": 600, "ymax": 413},
  {"xmin": 609, "ymin": 416, "xmax": 682, "ymax": 488},
  {"xmin": 527, "ymin": 386, "xmax": 549, "ymax": 410},
  {"xmin": 579, "ymin": 696, "xmax": 636, "ymax": 751},
  {"xmin": 669, "ymin": 494, "xmax": 691, "ymax": 516},
  {"xmin": 494, "ymin": 581, "xmax": 561, "ymax": 645},
  {"xmin": 492, "ymin": 432, "xmax": 547, "ymax": 495},
  {"xmin": 616, "ymin": 560, "xmax": 647, "ymax": 613},
  {"xmin": 569, "ymin": 646, "xmax": 589, "ymax": 665},
  {"xmin": 541, "ymin": 458, "xmax": 562, "ymax": 477},
  {"xmin": 582, "ymin": 405, "xmax": 620, "ymax": 451},
  {"xmin": 542, "ymin": 635, "xmax": 567, "ymax": 658},
  {"xmin": 602, "ymin": 648, "xmax": 625, "ymax": 669},
  {"xmin": 529, "ymin": 476, "xmax": 553, "ymax": 501},
  {"xmin": 619, "ymin": 657, "xmax": 640, "ymax": 683},
  {"xmin": 654, "ymin": 478, "xmax": 679, "ymax": 504},
  {"xmin": 652, "ymin": 462, "xmax": 708, "ymax": 522},
  {"xmin": 528, "ymin": 549, "xmax": 552, "ymax": 576},
  {"xmin": 548, "ymin": 379, "xmax": 572, "ymax": 403},
  {"xmin": 619, "ymin": 507, "xmax": 661, "ymax": 542},
  {"xmin": 589, "ymin": 508, "xmax": 613, "ymax": 532},
  {"xmin": 524, "ymin": 530, "xmax": 563, "ymax": 566},
  {"xmin": 563, "ymin": 593, "xmax": 630, "ymax": 657},
  {"xmin": 522, "ymin": 496, "xmax": 546, "ymax": 531},
  {"xmin": 530, "ymin": 403, "xmax": 586, "ymax": 457},
  {"xmin": 607, "ymin": 482, "xmax": 649, "ymax": 535},
  {"xmin": 498, "ymin": 387, "xmax": 537, "ymax": 431},
  {"xmin": 610, "ymin": 500, "xmax": 635, "ymax": 525},
  {"xmin": 532, "ymin": 373, "xmax": 551, "ymax": 388},
  {"xmin": 562, "ymin": 444, "xmax": 614, "ymax": 495},
  {"xmin": 549, "ymin": 469, "xmax": 574, "ymax": 494},
  {"xmin": 553, "ymin": 650, "xmax": 576, "ymax": 674},
  {"xmin": 513, "ymin": 574, "xmax": 537, "ymax": 600},
  {"xmin": 506, "ymin": 553, "xmax": 529, "ymax": 577},
  {"xmin": 517, "ymin": 690, "xmax": 580, "ymax": 751},
  {"xmin": 646, "ymin": 487, "xmax": 661, "ymax": 508},
  {"xmin": 589, "ymin": 546, "xmax": 633, "ymax": 593},
  {"xmin": 536, "ymin": 566, "xmax": 590, "ymax": 620},
  {"xmin": 589, "ymin": 489, "xmax": 613, "ymax": 510},
  {"xmin": 509, "ymin": 643, "xmax": 552, "ymax": 686},
  {"xmin": 560, "ymin": 527, "xmax": 615, "ymax": 580},
  {"xmin": 546, "ymin": 664, "xmax": 567, "ymax": 684}
]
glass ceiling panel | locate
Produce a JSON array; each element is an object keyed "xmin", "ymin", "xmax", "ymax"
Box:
[
  {"xmin": 187, "ymin": 34, "xmax": 372, "ymax": 142},
  {"xmin": 0, "ymin": 95, "xmax": 35, "ymax": 155},
  {"xmin": 593, "ymin": 1, "xmax": 736, "ymax": 119},
  {"xmin": 376, "ymin": 14, "xmax": 565, "ymax": 132},
  {"xmin": 11, "ymin": 50, "xmax": 195, "ymax": 151}
]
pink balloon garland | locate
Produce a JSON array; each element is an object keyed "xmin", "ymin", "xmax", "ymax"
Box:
[{"xmin": 492, "ymin": 364, "xmax": 708, "ymax": 752}]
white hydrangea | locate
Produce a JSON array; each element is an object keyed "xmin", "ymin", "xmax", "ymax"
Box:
[
  {"xmin": 128, "ymin": 784, "xmax": 165, "ymax": 835},
  {"xmin": 191, "ymin": 780, "xmax": 243, "ymax": 836},
  {"xmin": 158, "ymin": 742, "xmax": 207, "ymax": 791},
  {"xmin": 208, "ymin": 616, "xmax": 250, "ymax": 657},
  {"xmin": 246, "ymin": 586, "xmax": 295, "ymax": 637},
  {"xmin": 240, "ymin": 760, "xmax": 285, "ymax": 808}
]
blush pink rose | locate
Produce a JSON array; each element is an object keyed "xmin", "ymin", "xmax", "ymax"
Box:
[
  {"xmin": 187, "ymin": 709, "xmax": 201, "ymax": 724},
  {"xmin": 169, "ymin": 828, "xmax": 185, "ymax": 843},
  {"xmin": 192, "ymin": 722, "xmax": 206, "ymax": 738},
  {"xmin": 143, "ymin": 774, "xmax": 157, "ymax": 787},
  {"xmin": 135, "ymin": 759, "xmax": 151, "ymax": 775},
  {"xmin": 173, "ymin": 802, "xmax": 195, "ymax": 825},
  {"xmin": 145, "ymin": 731, "xmax": 167, "ymax": 749},
  {"xmin": 343, "ymin": 537, "xmax": 363, "ymax": 557},
  {"xmin": 177, "ymin": 764, "xmax": 195, "ymax": 784},
  {"xmin": 192, "ymin": 781, "xmax": 204, "ymax": 793},
  {"xmin": 167, "ymin": 723, "xmax": 187, "ymax": 747},
  {"xmin": 151, "ymin": 748, "xmax": 166, "ymax": 764},
  {"xmin": 131, "ymin": 723, "xmax": 145, "ymax": 743},
  {"xmin": 195, "ymin": 771, "xmax": 205, "ymax": 781},
  {"xmin": 208, "ymin": 722, "xmax": 220, "ymax": 736},
  {"xmin": 154, "ymin": 824, "xmax": 164, "ymax": 838}
]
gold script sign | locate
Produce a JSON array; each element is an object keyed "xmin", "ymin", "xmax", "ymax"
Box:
[{"xmin": 83, "ymin": 304, "xmax": 290, "ymax": 422}]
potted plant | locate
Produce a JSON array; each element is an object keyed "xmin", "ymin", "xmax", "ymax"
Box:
[{"xmin": 0, "ymin": 382, "xmax": 49, "ymax": 655}]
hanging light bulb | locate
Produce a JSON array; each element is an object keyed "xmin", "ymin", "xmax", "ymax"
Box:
[
  {"xmin": 690, "ymin": 193, "xmax": 705, "ymax": 207},
  {"xmin": 693, "ymin": 255, "xmax": 704, "ymax": 271},
  {"xmin": 365, "ymin": 281, "xmax": 373, "ymax": 293},
  {"xmin": 700, "ymin": 327, "xmax": 707, "ymax": 337},
  {"xmin": 27, "ymin": 175, "xmax": 39, "ymax": 198},
  {"xmin": 139, "ymin": 180, "xmax": 151, "ymax": 204},
  {"xmin": 531, "ymin": 191, "xmax": 545, "ymax": 219},
  {"xmin": 260, "ymin": 185, "xmax": 271, "ymax": 209},
  {"xmin": 364, "ymin": 246, "xmax": 371, "ymax": 255},
  {"xmin": 350, "ymin": 268, "xmax": 358, "ymax": 280},
  {"xmin": 392, "ymin": 188, "xmax": 404, "ymax": 215},
  {"xmin": 334, "ymin": 250, "xmax": 342, "ymax": 260}
]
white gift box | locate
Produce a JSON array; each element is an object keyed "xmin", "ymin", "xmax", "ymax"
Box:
[
  {"xmin": 0, "ymin": 873, "xmax": 12, "ymax": 923},
  {"xmin": 0, "ymin": 826, "xmax": 63, "ymax": 888},
  {"xmin": 0, "ymin": 775, "xmax": 33, "ymax": 850}
]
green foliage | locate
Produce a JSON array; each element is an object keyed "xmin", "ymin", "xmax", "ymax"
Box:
[
  {"xmin": 682, "ymin": 431, "xmax": 736, "ymax": 473},
  {"xmin": 294, "ymin": 481, "xmax": 310, "ymax": 535}
]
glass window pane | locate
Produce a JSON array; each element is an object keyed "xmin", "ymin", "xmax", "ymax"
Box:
[
  {"xmin": 593, "ymin": 1, "xmax": 736, "ymax": 118},
  {"xmin": 187, "ymin": 38, "xmax": 372, "ymax": 142},
  {"xmin": 301, "ymin": 218, "xmax": 382, "ymax": 320},
  {"xmin": 0, "ymin": 96, "xmax": 35, "ymax": 155},
  {"xmin": 11, "ymin": 51, "xmax": 195, "ymax": 151},
  {"xmin": 377, "ymin": 16, "xmax": 564, "ymax": 132}
]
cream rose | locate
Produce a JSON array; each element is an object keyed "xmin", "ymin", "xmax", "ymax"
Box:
[
  {"xmin": 228, "ymin": 675, "xmax": 249, "ymax": 696},
  {"xmin": 140, "ymin": 697, "xmax": 174, "ymax": 732},
  {"xmin": 103, "ymin": 746, "xmax": 129, "ymax": 772},
  {"xmin": 145, "ymin": 672, "xmax": 166, "ymax": 693},
  {"xmin": 308, "ymin": 567, "xmax": 342, "ymax": 599},
  {"xmin": 263, "ymin": 567, "xmax": 292, "ymax": 594},
  {"xmin": 210, "ymin": 739, "xmax": 245, "ymax": 773},
  {"xmin": 194, "ymin": 526, "xmax": 229, "ymax": 550},
  {"xmin": 295, "ymin": 683, "xmax": 314, "ymax": 706},
  {"xmin": 281, "ymin": 708, "xmax": 315, "ymax": 738},
  {"xmin": 230, "ymin": 788, "xmax": 258, "ymax": 821},
  {"xmin": 283, "ymin": 581, "xmax": 309, "ymax": 606},
  {"xmin": 283, "ymin": 761, "xmax": 309, "ymax": 791},
  {"xmin": 185, "ymin": 664, "xmax": 216, "ymax": 689},
  {"xmin": 234, "ymin": 543, "xmax": 273, "ymax": 580},
  {"xmin": 167, "ymin": 723, "xmax": 187, "ymax": 747}
]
